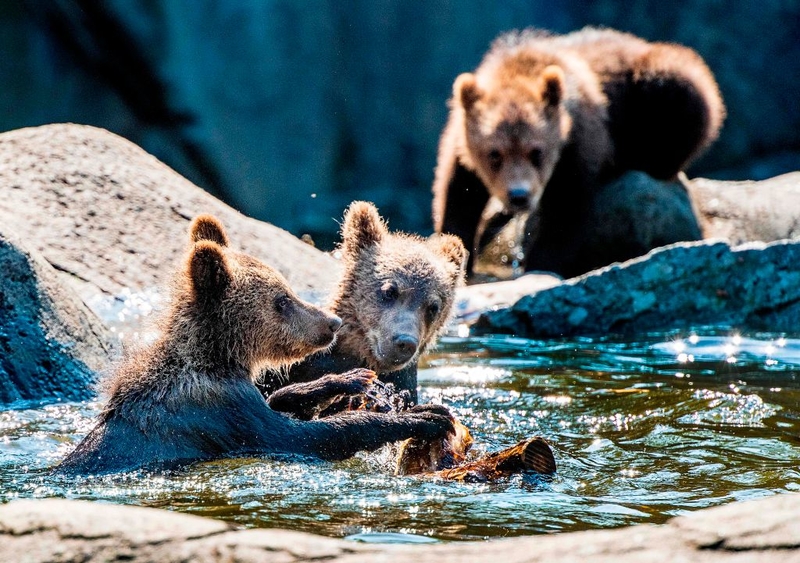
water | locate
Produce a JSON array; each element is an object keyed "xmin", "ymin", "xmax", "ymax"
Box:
[{"xmin": 1, "ymin": 330, "xmax": 799, "ymax": 542}]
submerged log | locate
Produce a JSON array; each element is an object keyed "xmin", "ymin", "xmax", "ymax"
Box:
[
  {"xmin": 434, "ymin": 437, "xmax": 557, "ymax": 482},
  {"xmin": 395, "ymin": 414, "xmax": 556, "ymax": 481}
]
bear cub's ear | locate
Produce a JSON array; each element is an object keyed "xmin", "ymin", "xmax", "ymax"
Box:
[
  {"xmin": 540, "ymin": 65, "xmax": 565, "ymax": 108},
  {"xmin": 430, "ymin": 234, "xmax": 468, "ymax": 279},
  {"xmin": 188, "ymin": 241, "xmax": 231, "ymax": 299},
  {"xmin": 454, "ymin": 73, "xmax": 482, "ymax": 112},
  {"xmin": 341, "ymin": 201, "xmax": 387, "ymax": 257},
  {"xmin": 190, "ymin": 214, "xmax": 229, "ymax": 247}
]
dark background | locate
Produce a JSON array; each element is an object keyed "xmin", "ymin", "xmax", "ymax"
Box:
[{"xmin": 3, "ymin": 1, "xmax": 799, "ymax": 248}]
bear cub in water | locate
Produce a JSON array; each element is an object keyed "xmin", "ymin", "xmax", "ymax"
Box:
[
  {"xmin": 262, "ymin": 201, "xmax": 467, "ymax": 408},
  {"xmin": 56, "ymin": 214, "xmax": 454, "ymax": 475},
  {"xmin": 261, "ymin": 203, "xmax": 556, "ymax": 480}
]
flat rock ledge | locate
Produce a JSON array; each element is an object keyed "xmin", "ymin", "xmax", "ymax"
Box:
[
  {"xmin": 475, "ymin": 238, "xmax": 800, "ymax": 338},
  {"xmin": 1, "ymin": 494, "xmax": 798, "ymax": 562}
]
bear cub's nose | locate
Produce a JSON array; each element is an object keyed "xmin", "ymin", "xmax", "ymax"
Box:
[
  {"xmin": 507, "ymin": 187, "xmax": 530, "ymax": 210},
  {"xmin": 392, "ymin": 334, "xmax": 419, "ymax": 363}
]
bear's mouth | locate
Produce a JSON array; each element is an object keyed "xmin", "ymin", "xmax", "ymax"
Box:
[{"xmin": 313, "ymin": 331, "xmax": 337, "ymax": 350}]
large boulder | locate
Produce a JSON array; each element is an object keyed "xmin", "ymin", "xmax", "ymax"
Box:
[
  {"xmin": 472, "ymin": 171, "xmax": 800, "ymax": 282},
  {"xmin": 475, "ymin": 239, "xmax": 800, "ymax": 338},
  {"xmin": 0, "ymin": 229, "xmax": 113, "ymax": 406},
  {"xmin": 0, "ymin": 124, "xmax": 339, "ymax": 316},
  {"xmin": 1, "ymin": 493, "xmax": 798, "ymax": 562}
]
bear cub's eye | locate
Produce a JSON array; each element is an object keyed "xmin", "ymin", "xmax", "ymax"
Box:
[
  {"xmin": 380, "ymin": 283, "xmax": 400, "ymax": 303},
  {"xmin": 427, "ymin": 302, "xmax": 441, "ymax": 319},
  {"xmin": 487, "ymin": 150, "xmax": 503, "ymax": 172},
  {"xmin": 528, "ymin": 148, "xmax": 543, "ymax": 167},
  {"xmin": 274, "ymin": 294, "xmax": 291, "ymax": 314}
]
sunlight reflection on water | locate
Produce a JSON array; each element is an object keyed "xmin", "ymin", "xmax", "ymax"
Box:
[{"xmin": 1, "ymin": 329, "xmax": 799, "ymax": 542}]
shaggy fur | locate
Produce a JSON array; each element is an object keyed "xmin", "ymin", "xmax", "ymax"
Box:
[
  {"xmin": 262, "ymin": 202, "xmax": 466, "ymax": 405},
  {"xmin": 432, "ymin": 27, "xmax": 725, "ymax": 278},
  {"xmin": 56, "ymin": 214, "xmax": 454, "ymax": 475}
]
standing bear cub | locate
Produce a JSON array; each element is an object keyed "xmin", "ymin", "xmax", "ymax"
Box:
[
  {"xmin": 56, "ymin": 214, "xmax": 454, "ymax": 475},
  {"xmin": 261, "ymin": 201, "xmax": 466, "ymax": 407},
  {"xmin": 433, "ymin": 27, "xmax": 725, "ymax": 278}
]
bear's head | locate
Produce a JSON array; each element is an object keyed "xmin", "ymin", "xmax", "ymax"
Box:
[
  {"xmin": 455, "ymin": 64, "xmax": 573, "ymax": 213},
  {"xmin": 176, "ymin": 215, "xmax": 342, "ymax": 377},
  {"xmin": 332, "ymin": 202, "xmax": 466, "ymax": 372}
]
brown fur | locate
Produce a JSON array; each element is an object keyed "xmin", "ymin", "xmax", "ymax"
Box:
[
  {"xmin": 332, "ymin": 201, "xmax": 466, "ymax": 373},
  {"xmin": 433, "ymin": 27, "xmax": 725, "ymax": 277},
  {"xmin": 57, "ymin": 215, "xmax": 456, "ymax": 475},
  {"xmin": 104, "ymin": 216, "xmax": 339, "ymax": 417},
  {"xmin": 263, "ymin": 202, "xmax": 466, "ymax": 406}
]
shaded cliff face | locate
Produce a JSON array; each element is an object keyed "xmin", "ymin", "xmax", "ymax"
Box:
[{"xmin": 2, "ymin": 2, "xmax": 799, "ymax": 244}]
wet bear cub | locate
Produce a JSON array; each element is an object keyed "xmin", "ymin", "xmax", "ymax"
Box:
[
  {"xmin": 261, "ymin": 201, "xmax": 466, "ymax": 412},
  {"xmin": 56, "ymin": 215, "xmax": 454, "ymax": 475},
  {"xmin": 432, "ymin": 27, "xmax": 725, "ymax": 278}
]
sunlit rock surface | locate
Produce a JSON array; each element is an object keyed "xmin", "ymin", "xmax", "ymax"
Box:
[
  {"xmin": 0, "ymin": 124, "xmax": 338, "ymax": 315},
  {"xmin": 0, "ymin": 229, "xmax": 113, "ymax": 406},
  {"xmin": 475, "ymin": 239, "xmax": 800, "ymax": 337},
  {"xmin": 692, "ymin": 172, "xmax": 800, "ymax": 243},
  {"xmin": 1, "ymin": 494, "xmax": 798, "ymax": 562}
]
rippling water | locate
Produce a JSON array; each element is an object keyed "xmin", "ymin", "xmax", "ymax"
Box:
[{"xmin": 1, "ymin": 330, "xmax": 799, "ymax": 542}]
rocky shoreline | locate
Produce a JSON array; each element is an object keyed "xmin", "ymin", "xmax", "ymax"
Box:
[
  {"xmin": 1, "ymin": 494, "xmax": 798, "ymax": 562},
  {"xmin": 475, "ymin": 238, "xmax": 800, "ymax": 338}
]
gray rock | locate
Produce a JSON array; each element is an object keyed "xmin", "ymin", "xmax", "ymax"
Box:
[
  {"xmin": 0, "ymin": 229, "xmax": 113, "ymax": 406},
  {"xmin": 691, "ymin": 172, "xmax": 800, "ymax": 244},
  {"xmin": 1, "ymin": 493, "xmax": 798, "ymax": 562},
  {"xmin": 475, "ymin": 238, "xmax": 800, "ymax": 337},
  {"xmin": 0, "ymin": 123, "xmax": 339, "ymax": 316}
]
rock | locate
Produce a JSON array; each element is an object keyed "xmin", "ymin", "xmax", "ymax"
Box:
[
  {"xmin": 691, "ymin": 172, "xmax": 800, "ymax": 243},
  {"xmin": 474, "ymin": 239, "xmax": 800, "ymax": 338},
  {"xmin": 454, "ymin": 273, "xmax": 561, "ymax": 324},
  {"xmin": 473, "ymin": 171, "xmax": 703, "ymax": 281},
  {"xmin": 474, "ymin": 171, "xmax": 800, "ymax": 283},
  {"xmin": 0, "ymin": 124, "xmax": 339, "ymax": 318},
  {"xmin": 580, "ymin": 171, "xmax": 704, "ymax": 273},
  {"xmin": 1, "ymin": 494, "xmax": 798, "ymax": 562},
  {"xmin": 0, "ymin": 228, "xmax": 113, "ymax": 406}
]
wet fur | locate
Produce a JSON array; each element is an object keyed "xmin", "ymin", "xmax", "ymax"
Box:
[
  {"xmin": 261, "ymin": 202, "xmax": 466, "ymax": 405},
  {"xmin": 56, "ymin": 214, "xmax": 453, "ymax": 475}
]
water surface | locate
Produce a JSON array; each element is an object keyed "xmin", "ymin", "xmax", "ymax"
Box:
[{"xmin": 1, "ymin": 330, "xmax": 798, "ymax": 542}]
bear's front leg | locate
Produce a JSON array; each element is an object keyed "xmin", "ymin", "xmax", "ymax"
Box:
[
  {"xmin": 301, "ymin": 406, "xmax": 457, "ymax": 461},
  {"xmin": 268, "ymin": 368, "xmax": 376, "ymax": 420}
]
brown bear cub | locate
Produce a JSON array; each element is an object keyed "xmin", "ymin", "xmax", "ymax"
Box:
[
  {"xmin": 259, "ymin": 203, "xmax": 557, "ymax": 480},
  {"xmin": 56, "ymin": 215, "xmax": 454, "ymax": 475},
  {"xmin": 261, "ymin": 201, "xmax": 467, "ymax": 408},
  {"xmin": 432, "ymin": 27, "xmax": 725, "ymax": 278}
]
